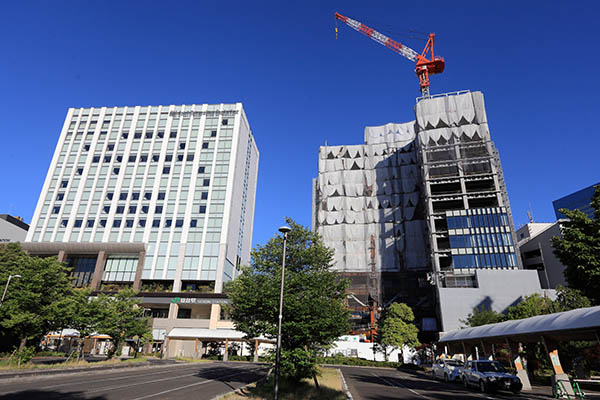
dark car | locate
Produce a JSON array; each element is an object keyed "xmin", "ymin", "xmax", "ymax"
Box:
[{"xmin": 461, "ymin": 360, "xmax": 522, "ymax": 394}]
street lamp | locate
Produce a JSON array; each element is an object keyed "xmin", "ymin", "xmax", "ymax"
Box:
[
  {"xmin": 0, "ymin": 274, "xmax": 22, "ymax": 308},
  {"xmin": 274, "ymin": 225, "xmax": 291, "ymax": 400}
]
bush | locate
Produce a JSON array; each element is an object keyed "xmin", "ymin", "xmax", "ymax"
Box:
[{"xmin": 318, "ymin": 355, "xmax": 401, "ymax": 368}]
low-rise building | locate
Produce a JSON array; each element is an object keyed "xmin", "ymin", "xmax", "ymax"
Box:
[{"xmin": 0, "ymin": 214, "xmax": 29, "ymax": 243}]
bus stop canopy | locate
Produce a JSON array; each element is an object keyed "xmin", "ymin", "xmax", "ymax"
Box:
[{"xmin": 439, "ymin": 305, "xmax": 600, "ymax": 344}]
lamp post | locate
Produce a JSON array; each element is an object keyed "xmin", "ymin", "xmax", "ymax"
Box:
[
  {"xmin": 274, "ymin": 225, "xmax": 291, "ymax": 400},
  {"xmin": 0, "ymin": 274, "xmax": 22, "ymax": 308}
]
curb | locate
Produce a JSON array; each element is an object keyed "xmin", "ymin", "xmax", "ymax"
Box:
[
  {"xmin": 0, "ymin": 360, "xmax": 180, "ymax": 380},
  {"xmin": 339, "ymin": 368, "xmax": 354, "ymax": 400},
  {"xmin": 211, "ymin": 367, "xmax": 272, "ymax": 400}
]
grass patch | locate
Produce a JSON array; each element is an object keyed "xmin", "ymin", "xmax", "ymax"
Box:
[
  {"xmin": 0, "ymin": 357, "xmax": 148, "ymax": 371},
  {"xmin": 225, "ymin": 367, "xmax": 345, "ymax": 400},
  {"xmin": 318, "ymin": 355, "xmax": 423, "ymax": 370}
]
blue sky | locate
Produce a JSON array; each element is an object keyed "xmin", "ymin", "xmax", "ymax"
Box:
[{"xmin": 0, "ymin": 1, "xmax": 598, "ymax": 246}]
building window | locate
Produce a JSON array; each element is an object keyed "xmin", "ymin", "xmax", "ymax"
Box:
[
  {"xmin": 157, "ymin": 131, "xmax": 164, "ymax": 138},
  {"xmin": 52, "ymin": 206, "xmax": 60, "ymax": 214},
  {"xmin": 146, "ymin": 132, "xmax": 152, "ymax": 139},
  {"xmin": 222, "ymin": 119, "xmax": 228, "ymax": 126},
  {"xmin": 144, "ymin": 192, "xmax": 152, "ymax": 200},
  {"xmin": 61, "ymin": 219, "xmax": 69, "ymax": 227},
  {"xmin": 129, "ymin": 206, "xmax": 137, "ymax": 213},
  {"xmin": 113, "ymin": 167, "xmax": 120, "ymax": 175},
  {"xmin": 152, "ymin": 154, "xmax": 160, "ymax": 162},
  {"xmin": 84, "ymin": 144, "xmax": 91, "ymax": 151},
  {"xmin": 203, "ymin": 179, "xmax": 210, "ymax": 186},
  {"xmin": 175, "ymin": 219, "xmax": 184, "ymax": 228},
  {"xmin": 198, "ymin": 166, "xmax": 205, "ymax": 173},
  {"xmin": 60, "ymin": 180, "xmax": 68, "ymax": 188},
  {"xmin": 202, "ymin": 142, "xmax": 209, "ymax": 149},
  {"xmin": 186, "ymin": 154, "xmax": 194, "ymax": 161},
  {"xmin": 77, "ymin": 168, "xmax": 84, "ymax": 175},
  {"xmin": 177, "ymin": 154, "xmax": 184, "ymax": 162},
  {"xmin": 126, "ymin": 219, "xmax": 134, "ymax": 228},
  {"xmin": 163, "ymin": 167, "xmax": 170, "ymax": 174},
  {"xmin": 113, "ymin": 219, "xmax": 121, "ymax": 227},
  {"xmin": 106, "ymin": 192, "xmax": 114, "ymax": 200},
  {"xmin": 56, "ymin": 193, "xmax": 64, "ymax": 201},
  {"xmin": 103, "ymin": 256, "xmax": 138, "ymax": 282},
  {"xmin": 170, "ymin": 131, "xmax": 177, "ymax": 138},
  {"xmin": 165, "ymin": 154, "xmax": 173, "ymax": 162},
  {"xmin": 177, "ymin": 308, "xmax": 191, "ymax": 319},
  {"xmin": 128, "ymin": 155, "xmax": 136, "ymax": 162},
  {"xmin": 199, "ymin": 205, "xmax": 206, "ymax": 214},
  {"xmin": 122, "ymin": 132, "xmax": 128, "ymax": 139},
  {"xmin": 138, "ymin": 219, "xmax": 146, "ymax": 227},
  {"xmin": 116, "ymin": 206, "xmax": 125, "ymax": 214},
  {"xmin": 158, "ymin": 192, "xmax": 166, "ymax": 200},
  {"xmin": 190, "ymin": 219, "xmax": 198, "ymax": 227},
  {"xmin": 104, "ymin": 155, "xmax": 111, "ymax": 162},
  {"xmin": 152, "ymin": 219, "xmax": 161, "ymax": 227},
  {"xmin": 107, "ymin": 144, "xmax": 114, "ymax": 151},
  {"xmin": 179, "ymin": 143, "xmax": 185, "ymax": 150},
  {"xmin": 155, "ymin": 205, "xmax": 163, "ymax": 213},
  {"xmin": 93, "ymin": 155, "xmax": 100, "ymax": 163},
  {"xmin": 141, "ymin": 205, "xmax": 149, "ymax": 213},
  {"xmin": 86, "ymin": 219, "xmax": 94, "ymax": 228},
  {"xmin": 103, "ymin": 206, "xmax": 111, "ymax": 213},
  {"xmin": 119, "ymin": 192, "xmax": 128, "ymax": 200},
  {"xmin": 140, "ymin": 154, "xmax": 148, "ymax": 162},
  {"xmin": 134, "ymin": 132, "xmax": 142, "ymax": 139},
  {"xmin": 100, "ymin": 219, "xmax": 107, "ymax": 227},
  {"xmin": 211, "ymin": 130, "xmax": 217, "ymax": 137},
  {"xmin": 132, "ymin": 192, "xmax": 140, "ymax": 200},
  {"xmin": 201, "ymin": 192, "xmax": 208, "ymax": 200},
  {"xmin": 165, "ymin": 219, "xmax": 172, "ymax": 227}
]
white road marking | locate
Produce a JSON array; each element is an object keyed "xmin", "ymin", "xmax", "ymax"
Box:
[
  {"xmin": 128, "ymin": 367, "xmax": 264, "ymax": 400},
  {"xmin": 0, "ymin": 363, "xmax": 208, "ymax": 394},
  {"xmin": 370, "ymin": 372, "xmax": 432, "ymax": 399}
]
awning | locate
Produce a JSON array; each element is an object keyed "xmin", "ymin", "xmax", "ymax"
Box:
[
  {"xmin": 167, "ymin": 328, "xmax": 274, "ymax": 343},
  {"xmin": 439, "ymin": 305, "xmax": 600, "ymax": 344}
]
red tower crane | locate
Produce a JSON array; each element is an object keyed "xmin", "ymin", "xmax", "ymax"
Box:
[{"xmin": 335, "ymin": 12, "xmax": 445, "ymax": 97}]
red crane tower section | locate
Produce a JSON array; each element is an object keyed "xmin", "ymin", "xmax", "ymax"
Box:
[{"xmin": 335, "ymin": 12, "xmax": 445, "ymax": 97}]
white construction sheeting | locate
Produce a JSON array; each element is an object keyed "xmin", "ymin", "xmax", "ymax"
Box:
[{"xmin": 315, "ymin": 122, "xmax": 428, "ymax": 272}]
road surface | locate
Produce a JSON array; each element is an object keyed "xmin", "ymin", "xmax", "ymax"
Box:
[{"xmin": 0, "ymin": 361, "xmax": 268, "ymax": 400}]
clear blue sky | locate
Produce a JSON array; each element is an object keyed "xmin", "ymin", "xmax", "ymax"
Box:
[{"xmin": 1, "ymin": 1, "xmax": 598, "ymax": 247}]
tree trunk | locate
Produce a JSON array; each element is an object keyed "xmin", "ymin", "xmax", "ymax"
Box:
[
  {"xmin": 77, "ymin": 338, "xmax": 83, "ymax": 361},
  {"xmin": 312, "ymin": 373, "xmax": 320, "ymax": 389},
  {"xmin": 17, "ymin": 337, "xmax": 27, "ymax": 368}
]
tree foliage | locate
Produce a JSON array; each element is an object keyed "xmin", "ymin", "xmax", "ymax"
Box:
[
  {"xmin": 226, "ymin": 218, "xmax": 350, "ymax": 382},
  {"xmin": 376, "ymin": 302, "xmax": 420, "ymax": 362},
  {"xmin": 461, "ymin": 305, "xmax": 506, "ymax": 327},
  {"xmin": 0, "ymin": 243, "xmax": 74, "ymax": 350},
  {"xmin": 552, "ymin": 185, "xmax": 600, "ymax": 304}
]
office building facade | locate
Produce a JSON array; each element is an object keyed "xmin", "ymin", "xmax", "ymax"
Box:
[
  {"xmin": 553, "ymin": 183, "xmax": 599, "ymax": 220},
  {"xmin": 24, "ymin": 103, "xmax": 259, "ymax": 352}
]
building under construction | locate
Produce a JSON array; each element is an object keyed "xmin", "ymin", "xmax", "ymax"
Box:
[{"xmin": 313, "ymin": 90, "xmax": 546, "ymax": 337}]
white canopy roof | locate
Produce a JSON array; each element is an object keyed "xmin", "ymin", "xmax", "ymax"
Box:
[
  {"xmin": 439, "ymin": 305, "xmax": 600, "ymax": 343},
  {"xmin": 167, "ymin": 328, "xmax": 274, "ymax": 342}
]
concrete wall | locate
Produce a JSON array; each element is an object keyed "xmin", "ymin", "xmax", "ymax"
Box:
[
  {"xmin": 438, "ymin": 269, "xmax": 549, "ymax": 332},
  {"xmin": 0, "ymin": 218, "xmax": 28, "ymax": 243},
  {"xmin": 518, "ymin": 222, "xmax": 567, "ymax": 289}
]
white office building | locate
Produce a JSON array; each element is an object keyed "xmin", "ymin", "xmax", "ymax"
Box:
[{"xmin": 24, "ymin": 103, "xmax": 259, "ymax": 355}]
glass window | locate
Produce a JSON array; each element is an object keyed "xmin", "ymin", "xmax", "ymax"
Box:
[
  {"xmin": 152, "ymin": 219, "xmax": 161, "ymax": 228},
  {"xmin": 74, "ymin": 219, "xmax": 82, "ymax": 228},
  {"xmin": 86, "ymin": 219, "xmax": 94, "ymax": 228},
  {"xmin": 113, "ymin": 219, "xmax": 121, "ymax": 227},
  {"xmin": 144, "ymin": 192, "xmax": 152, "ymax": 200},
  {"xmin": 141, "ymin": 205, "xmax": 149, "ymax": 214},
  {"xmin": 158, "ymin": 192, "xmax": 166, "ymax": 200},
  {"xmin": 165, "ymin": 219, "xmax": 172, "ymax": 227},
  {"xmin": 129, "ymin": 206, "xmax": 137, "ymax": 213},
  {"xmin": 155, "ymin": 205, "xmax": 163, "ymax": 213},
  {"xmin": 132, "ymin": 192, "xmax": 140, "ymax": 200},
  {"xmin": 119, "ymin": 192, "xmax": 128, "ymax": 200},
  {"xmin": 116, "ymin": 206, "xmax": 124, "ymax": 214},
  {"xmin": 199, "ymin": 205, "xmax": 206, "ymax": 214},
  {"xmin": 163, "ymin": 167, "xmax": 170, "ymax": 174}
]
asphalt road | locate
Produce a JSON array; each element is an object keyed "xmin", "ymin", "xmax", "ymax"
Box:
[
  {"xmin": 340, "ymin": 366, "xmax": 567, "ymax": 400},
  {"xmin": 0, "ymin": 362, "xmax": 268, "ymax": 400}
]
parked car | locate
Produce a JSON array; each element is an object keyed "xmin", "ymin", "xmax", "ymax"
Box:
[
  {"xmin": 461, "ymin": 360, "xmax": 522, "ymax": 394},
  {"xmin": 431, "ymin": 358, "xmax": 464, "ymax": 382}
]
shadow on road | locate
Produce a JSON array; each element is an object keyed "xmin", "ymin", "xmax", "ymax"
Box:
[
  {"xmin": 0, "ymin": 390, "xmax": 107, "ymax": 400},
  {"xmin": 193, "ymin": 364, "xmax": 267, "ymax": 392}
]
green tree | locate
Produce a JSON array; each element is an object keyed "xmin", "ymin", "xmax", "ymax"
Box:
[
  {"xmin": 227, "ymin": 218, "xmax": 350, "ymax": 383},
  {"xmin": 506, "ymin": 293, "xmax": 554, "ymax": 320},
  {"xmin": 0, "ymin": 243, "xmax": 74, "ymax": 352},
  {"xmin": 461, "ymin": 305, "xmax": 506, "ymax": 327},
  {"xmin": 551, "ymin": 185, "xmax": 600, "ymax": 304},
  {"xmin": 551, "ymin": 285, "xmax": 591, "ymax": 312},
  {"xmin": 376, "ymin": 302, "xmax": 420, "ymax": 363},
  {"xmin": 95, "ymin": 289, "xmax": 151, "ymax": 358},
  {"xmin": 56, "ymin": 288, "xmax": 102, "ymax": 360}
]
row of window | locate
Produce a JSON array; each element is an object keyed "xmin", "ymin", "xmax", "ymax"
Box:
[
  {"xmin": 91, "ymin": 152, "xmax": 200, "ymax": 163},
  {"xmin": 447, "ymin": 213, "xmax": 510, "ymax": 230},
  {"xmin": 449, "ymin": 232, "xmax": 514, "ymax": 249},
  {"xmin": 54, "ymin": 202, "xmax": 210, "ymax": 218},
  {"xmin": 452, "ymin": 252, "xmax": 518, "ymax": 269},
  {"xmin": 61, "ymin": 218, "xmax": 204, "ymax": 229}
]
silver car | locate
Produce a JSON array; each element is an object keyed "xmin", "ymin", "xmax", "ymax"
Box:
[{"xmin": 431, "ymin": 358, "xmax": 464, "ymax": 382}]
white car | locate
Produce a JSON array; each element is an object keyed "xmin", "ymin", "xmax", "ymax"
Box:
[{"xmin": 432, "ymin": 358, "xmax": 464, "ymax": 382}]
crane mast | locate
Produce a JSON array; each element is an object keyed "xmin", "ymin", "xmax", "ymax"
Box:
[{"xmin": 335, "ymin": 12, "xmax": 445, "ymax": 97}]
